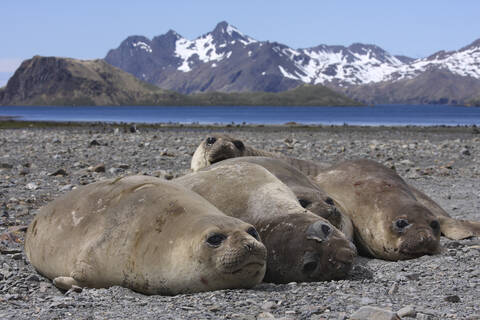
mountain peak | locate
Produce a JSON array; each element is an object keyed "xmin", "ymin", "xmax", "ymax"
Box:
[{"xmin": 209, "ymin": 21, "xmax": 257, "ymax": 45}]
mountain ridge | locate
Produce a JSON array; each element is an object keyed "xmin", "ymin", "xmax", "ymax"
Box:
[{"xmin": 104, "ymin": 21, "xmax": 480, "ymax": 105}]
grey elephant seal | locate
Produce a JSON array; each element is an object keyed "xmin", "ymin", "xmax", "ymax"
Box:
[
  {"xmin": 25, "ymin": 176, "xmax": 267, "ymax": 295},
  {"xmin": 214, "ymin": 157, "xmax": 354, "ymax": 241},
  {"xmin": 175, "ymin": 162, "xmax": 356, "ymax": 283}
]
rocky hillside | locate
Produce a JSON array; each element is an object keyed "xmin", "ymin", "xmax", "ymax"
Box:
[
  {"xmin": 0, "ymin": 56, "xmax": 186, "ymax": 106},
  {"xmin": 336, "ymin": 69, "xmax": 480, "ymax": 105},
  {"xmin": 105, "ymin": 21, "xmax": 480, "ymax": 105},
  {"xmin": 0, "ymin": 56, "xmax": 359, "ymax": 106}
]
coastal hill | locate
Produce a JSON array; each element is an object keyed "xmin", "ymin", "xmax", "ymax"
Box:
[
  {"xmin": 0, "ymin": 56, "xmax": 360, "ymax": 106},
  {"xmin": 105, "ymin": 21, "xmax": 480, "ymax": 105}
]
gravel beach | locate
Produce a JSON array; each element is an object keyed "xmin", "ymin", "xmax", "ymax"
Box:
[{"xmin": 0, "ymin": 124, "xmax": 479, "ymax": 320}]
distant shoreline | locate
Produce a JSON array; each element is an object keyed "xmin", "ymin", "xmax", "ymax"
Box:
[{"xmin": 1, "ymin": 119, "xmax": 479, "ymax": 134}]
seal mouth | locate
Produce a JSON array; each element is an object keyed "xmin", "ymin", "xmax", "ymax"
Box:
[{"xmin": 230, "ymin": 262, "xmax": 265, "ymax": 274}]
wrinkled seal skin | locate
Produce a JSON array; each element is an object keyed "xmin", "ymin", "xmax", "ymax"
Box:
[
  {"xmin": 216, "ymin": 157, "xmax": 354, "ymax": 241},
  {"xmin": 25, "ymin": 176, "xmax": 267, "ymax": 295},
  {"xmin": 313, "ymin": 160, "xmax": 442, "ymax": 260},
  {"xmin": 175, "ymin": 162, "xmax": 356, "ymax": 284}
]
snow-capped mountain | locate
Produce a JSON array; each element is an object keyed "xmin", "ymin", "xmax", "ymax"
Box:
[{"xmin": 104, "ymin": 21, "xmax": 480, "ymax": 103}]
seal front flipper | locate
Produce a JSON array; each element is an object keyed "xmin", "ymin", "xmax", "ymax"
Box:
[
  {"xmin": 53, "ymin": 276, "xmax": 83, "ymax": 291},
  {"xmin": 52, "ymin": 260, "xmax": 93, "ymax": 290},
  {"xmin": 438, "ymin": 216, "xmax": 480, "ymax": 240}
]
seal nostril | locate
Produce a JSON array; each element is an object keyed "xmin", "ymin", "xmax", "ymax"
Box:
[
  {"xmin": 321, "ymin": 224, "xmax": 331, "ymax": 236},
  {"xmin": 325, "ymin": 197, "xmax": 335, "ymax": 205},
  {"xmin": 303, "ymin": 261, "xmax": 317, "ymax": 273}
]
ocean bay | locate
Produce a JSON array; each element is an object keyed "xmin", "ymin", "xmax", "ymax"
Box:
[{"xmin": 1, "ymin": 105, "xmax": 480, "ymax": 126}]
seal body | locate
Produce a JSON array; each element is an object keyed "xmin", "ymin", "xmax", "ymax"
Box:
[
  {"xmin": 175, "ymin": 162, "xmax": 356, "ymax": 283},
  {"xmin": 216, "ymin": 157, "xmax": 354, "ymax": 241},
  {"xmin": 25, "ymin": 176, "xmax": 267, "ymax": 295}
]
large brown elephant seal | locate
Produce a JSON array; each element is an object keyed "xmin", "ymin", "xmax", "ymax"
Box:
[
  {"xmin": 175, "ymin": 162, "xmax": 356, "ymax": 283},
  {"xmin": 25, "ymin": 176, "xmax": 267, "ymax": 295},
  {"xmin": 214, "ymin": 156, "xmax": 354, "ymax": 241},
  {"xmin": 313, "ymin": 159, "xmax": 444, "ymax": 260}
]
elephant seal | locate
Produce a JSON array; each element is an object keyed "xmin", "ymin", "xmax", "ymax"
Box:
[
  {"xmin": 214, "ymin": 156, "xmax": 354, "ymax": 241},
  {"xmin": 313, "ymin": 159, "xmax": 443, "ymax": 260},
  {"xmin": 25, "ymin": 175, "xmax": 267, "ymax": 295},
  {"xmin": 175, "ymin": 162, "xmax": 356, "ymax": 283},
  {"xmin": 191, "ymin": 133, "xmax": 327, "ymax": 175}
]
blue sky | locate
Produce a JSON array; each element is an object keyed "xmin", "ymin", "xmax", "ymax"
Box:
[{"xmin": 1, "ymin": 0, "xmax": 479, "ymax": 86}]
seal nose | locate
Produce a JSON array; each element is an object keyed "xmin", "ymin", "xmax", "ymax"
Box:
[
  {"xmin": 244, "ymin": 242, "xmax": 254, "ymax": 251},
  {"xmin": 306, "ymin": 220, "xmax": 332, "ymax": 242}
]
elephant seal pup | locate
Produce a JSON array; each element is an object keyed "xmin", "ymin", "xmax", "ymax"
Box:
[
  {"xmin": 313, "ymin": 159, "xmax": 443, "ymax": 260},
  {"xmin": 175, "ymin": 162, "xmax": 356, "ymax": 284},
  {"xmin": 25, "ymin": 175, "xmax": 267, "ymax": 295},
  {"xmin": 215, "ymin": 156, "xmax": 354, "ymax": 241},
  {"xmin": 191, "ymin": 133, "xmax": 328, "ymax": 175}
]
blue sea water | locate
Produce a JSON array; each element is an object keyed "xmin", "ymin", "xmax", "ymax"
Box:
[{"xmin": 1, "ymin": 105, "xmax": 480, "ymax": 126}]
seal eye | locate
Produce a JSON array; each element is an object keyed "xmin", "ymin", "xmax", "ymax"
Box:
[
  {"xmin": 299, "ymin": 199, "xmax": 311, "ymax": 208},
  {"xmin": 395, "ymin": 219, "xmax": 409, "ymax": 229},
  {"xmin": 232, "ymin": 140, "xmax": 245, "ymax": 151},
  {"xmin": 246, "ymin": 227, "xmax": 259, "ymax": 240},
  {"xmin": 206, "ymin": 137, "xmax": 217, "ymax": 146},
  {"xmin": 430, "ymin": 220, "xmax": 440, "ymax": 231},
  {"xmin": 206, "ymin": 233, "xmax": 226, "ymax": 247}
]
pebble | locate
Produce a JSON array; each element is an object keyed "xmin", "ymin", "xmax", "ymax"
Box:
[
  {"xmin": 397, "ymin": 305, "xmax": 416, "ymax": 318},
  {"xmin": 349, "ymin": 306, "xmax": 400, "ymax": 320}
]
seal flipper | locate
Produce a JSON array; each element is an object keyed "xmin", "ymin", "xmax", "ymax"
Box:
[
  {"xmin": 438, "ymin": 216, "xmax": 480, "ymax": 240},
  {"xmin": 53, "ymin": 276, "xmax": 82, "ymax": 290}
]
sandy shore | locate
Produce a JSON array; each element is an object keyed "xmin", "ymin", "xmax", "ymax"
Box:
[{"xmin": 0, "ymin": 123, "xmax": 479, "ymax": 319}]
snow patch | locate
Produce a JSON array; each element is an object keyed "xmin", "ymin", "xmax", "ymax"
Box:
[
  {"xmin": 175, "ymin": 34, "xmax": 227, "ymax": 72},
  {"xmin": 132, "ymin": 41, "xmax": 152, "ymax": 53}
]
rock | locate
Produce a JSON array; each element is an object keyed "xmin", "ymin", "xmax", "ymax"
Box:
[
  {"xmin": 360, "ymin": 297, "xmax": 376, "ymax": 305},
  {"xmin": 261, "ymin": 301, "xmax": 277, "ymax": 311},
  {"xmin": 461, "ymin": 148, "xmax": 471, "ymax": 156},
  {"xmin": 26, "ymin": 274, "xmax": 40, "ymax": 282},
  {"xmin": 49, "ymin": 168, "xmax": 68, "ymax": 176},
  {"xmin": 444, "ymin": 295, "xmax": 461, "ymax": 303},
  {"xmin": 60, "ymin": 184, "xmax": 74, "ymax": 191},
  {"xmin": 89, "ymin": 164, "xmax": 105, "ymax": 173},
  {"xmin": 387, "ymin": 282, "xmax": 398, "ymax": 295},
  {"xmin": 257, "ymin": 312, "xmax": 275, "ymax": 319},
  {"xmin": 89, "ymin": 139, "xmax": 101, "ymax": 147},
  {"xmin": 397, "ymin": 305, "xmax": 416, "ymax": 318},
  {"xmin": 350, "ymin": 306, "xmax": 400, "ymax": 320},
  {"xmin": 11, "ymin": 253, "xmax": 23, "ymax": 260},
  {"xmin": 25, "ymin": 182, "xmax": 39, "ymax": 190}
]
